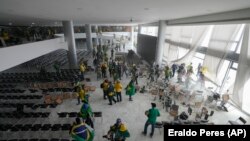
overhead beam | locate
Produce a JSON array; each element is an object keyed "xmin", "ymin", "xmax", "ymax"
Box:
[{"xmin": 167, "ymin": 8, "xmax": 250, "ymax": 26}]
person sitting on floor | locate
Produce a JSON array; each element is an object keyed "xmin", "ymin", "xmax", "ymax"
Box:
[
  {"xmin": 69, "ymin": 117, "xmax": 94, "ymax": 141},
  {"xmin": 103, "ymin": 118, "xmax": 130, "ymax": 141}
]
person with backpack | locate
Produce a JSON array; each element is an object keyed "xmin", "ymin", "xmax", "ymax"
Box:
[{"xmin": 107, "ymin": 81, "xmax": 117, "ymax": 105}]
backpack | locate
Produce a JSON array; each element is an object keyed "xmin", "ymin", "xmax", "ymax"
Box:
[
  {"xmin": 179, "ymin": 112, "xmax": 188, "ymax": 120},
  {"xmin": 100, "ymin": 83, "xmax": 104, "ymax": 88}
]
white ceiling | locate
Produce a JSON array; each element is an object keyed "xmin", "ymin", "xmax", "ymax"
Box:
[{"xmin": 0, "ymin": 0, "xmax": 250, "ymax": 26}]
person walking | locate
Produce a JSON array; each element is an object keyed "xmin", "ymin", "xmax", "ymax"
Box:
[
  {"xmin": 114, "ymin": 80, "xmax": 123, "ymax": 102},
  {"xmin": 107, "ymin": 81, "xmax": 117, "ymax": 105},
  {"xmin": 125, "ymin": 81, "xmax": 135, "ymax": 101},
  {"xmin": 142, "ymin": 103, "xmax": 160, "ymax": 137}
]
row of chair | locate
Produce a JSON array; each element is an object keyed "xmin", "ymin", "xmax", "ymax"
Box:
[
  {"xmin": 0, "ymin": 123, "xmax": 72, "ymax": 131},
  {"xmin": 0, "ymin": 89, "xmax": 26, "ymax": 93},
  {"xmin": 0, "ymin": 84, "xmax": 16, "ymax": 88},
  {"xmin": 0, "ymin": 112, "xmax": 50, "ymax": 118},
  {"xmin": 0, "ymin": 103, "xmax": 57, "ymax": 109},
  {"xmin": 0, "ymin": 95, "xmax": 43, "ymax": 100}
]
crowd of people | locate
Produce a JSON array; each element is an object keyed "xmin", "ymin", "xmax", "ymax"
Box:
[{"xmin": 67, "ymin": 39, "xmax": 163, "ymax": 141}]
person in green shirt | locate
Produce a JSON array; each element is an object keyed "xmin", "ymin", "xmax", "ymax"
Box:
[{"xmin": 142, "ymin": 103, "xmax": 160, "ymax": 137}]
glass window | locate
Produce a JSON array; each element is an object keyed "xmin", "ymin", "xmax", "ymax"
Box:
[
  {"xmin": 217, "ymin": 60, "xmax": 230, "ymax": 85},
  {"xmin": 230, "ymin": 43, "xmax": 237, "ymax": 51},
  {"xmin": 221, "ymin": 69, "xmax": 237, "ymax": 94},
  {"xmin": 242, "ymin": 78, "xmax": 250, "ymax": 114},
  {"xmin": 236, "ymin": 37, "xmax": 243, "ymax": 54},
  {"xmin": 200, "ymin": 25, "xmax": 214, "ymax": 47},
  {"xmin": 178, "ymin": 47, "xmax": 189, "ymax": 59},
  {"xmin": 232, "ymin": 62, "xmax": 238, "ymax": 69}
]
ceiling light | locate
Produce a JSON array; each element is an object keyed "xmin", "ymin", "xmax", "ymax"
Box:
[
  {"xmin": 31, "ymin": 22, "xmax": 35, "ymax": 25},
  {"xmin": 8, "ymin": 22, "xmax": 12, "ymax": 26}
]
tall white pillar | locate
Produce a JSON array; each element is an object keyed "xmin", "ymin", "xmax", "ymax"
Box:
[
  {"xmin": 138, "ymin": 25, "xmax": 142, "ymax": 34},
  {"xmin": 85, "ymin": 24, "xmax": 93, "ymax": 51},
  {"xmin": 62, "ymin": 20, "xmax": 78, "ymax": 68},
  {"xmin": 155, "ymin": 20, "xmax": 166, "ymax": 67},
  {"xmin": 94, "ymin": 25, "xmax": 99, "ymax": 46},
  {"xmin": 130, "ymin": 26, "xmax": 134, "ymax": 50}
]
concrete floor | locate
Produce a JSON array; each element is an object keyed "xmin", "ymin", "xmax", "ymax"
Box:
[{"xmin": 1, "ymin": 42, "xmax": 250, "ymax": 141}]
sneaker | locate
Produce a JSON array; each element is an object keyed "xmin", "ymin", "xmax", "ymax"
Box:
[{"xmin": 150, "ymin": 134, "xmax": 153, "ymax": 138}]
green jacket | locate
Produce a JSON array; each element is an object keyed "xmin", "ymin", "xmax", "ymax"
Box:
[
  {"xmin": 80, "ymin": 104, "xmax": 93, "ymax": 119},
  {"xmin": 147, "ymin": 108, "xmax": 160, "ymax": 124},
  {"xmin": 126, "ymin": 84, "xmax": 135, "ymax": 96}
]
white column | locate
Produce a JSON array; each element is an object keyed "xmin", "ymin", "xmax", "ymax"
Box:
[
  {"xmin": 155, "ymin": 20, "xmax": 166, "ymax": 67},
  {"xmin": 62, "ymin": 20, "xmax": 78, "ymax": 68},
  {"xmin": 85, "ymin": 24, "xmax": 93, "ymax": 51},
  {"xmin": 138, "ymin": 25, "xmax": 142, "ymax": 34},
  {"xmin": 94, "ymin": 25, "xmax": 99, "ymax": 46},
  {"xmin": 130, "ymin": 26, "xmax": 134, "ymax": 50}
]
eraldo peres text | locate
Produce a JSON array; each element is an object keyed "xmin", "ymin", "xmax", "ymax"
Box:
[{"xmin": 168, "ymin": 129, "xmax": 224, "ymax": 137}]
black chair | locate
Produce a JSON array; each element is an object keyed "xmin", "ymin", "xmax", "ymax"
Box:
[
  {"xmin": 50, "ymin": 139, "xmax": 60, "ymax": 141},
  {"xmin": 19, "ymin": 139, "xmax": 28, "ymax": 141},
  {"xmin": 41, "ymin": 124, "xmax": 51, "ymax": 131},
  {"xmin": 21, "ymin": 124, "xmax": 32, "ymax": 131},
  {"xmin": 50, "ymin": 104, "xmax": 57, "ymax": 108},
  {"xmin": 58, "ymin": 112, "xmax": 67, "ymax": 118},
  {"xmin": 229, "ymin": 117, "xmax": 247, "ymax": 125},
  {"xmin": 31, "ymin": 124, "xmax": 42, "ymax": 131},
  {"xmin": 40, "ymin": 139, "xmax": 49, "ymax": 141},
  {"xmin": 68, "ymin": 112, "xmax": 78, "ymax": 118},
  {"xmin": 41, "ymin": 112, "xmax": 50, "ymax": 118},
  {"xmin": 51, "ymin": 124, "xmax": 61, "ymax": 131},
  {"xmin": 29, "ymin": 139, "xmax": 39, "ymax": 141},
  {"xmin": 61, "ymin": 124, "xmax": 71, "ymax": 130}
]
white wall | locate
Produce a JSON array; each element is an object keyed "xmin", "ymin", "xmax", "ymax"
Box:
[{"xmin": 0, "ymin": 38, "xmax": 67, "ymax": 72}]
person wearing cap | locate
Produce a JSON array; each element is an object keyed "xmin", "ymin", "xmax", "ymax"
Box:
[
  {"xmin": 142, "ymin": 103, "xmax": 160, "ymax": 137},
  {"xmin": 103, "ymin": 118, "xmax": 130, "ymax": 141},
  {"xmin": 79, "ymin": 101, "xmax": 94, "ymax": 128},
  {"xmin": 70, "ymin": 117, "xmax": 94, "ymax": 141}
]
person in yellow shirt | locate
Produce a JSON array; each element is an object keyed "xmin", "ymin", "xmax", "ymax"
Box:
[
  {"xmin": 101, "ymin": 79, "xmax": 109, "ymax": 99},
  {"xmin": 80, "ymin": 63, "xmax": 86, "ymax": 80},
  {"xmin": 114, "ymin": 80, "xmax": 123, "ymax": 102},
  {"xmin": 77, "ymin": 85, "xmax": 86, "ymax": 105}
]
